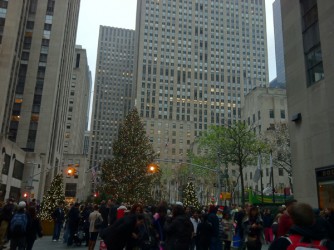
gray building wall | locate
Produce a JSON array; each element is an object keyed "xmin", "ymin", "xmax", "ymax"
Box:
[
  {"xmin": 0, "ymin": 0, "xmax": 81, "ymax": 201},
  {"xmin": 273, "ymin": 0, "xmax": 286, "ymax": 86},
  {"xmin": 282, "ymin": 0, "xmax": 334, "ymax": 208},
  {"xmin": 63, "ymin": 46, "xmax": 90, "ymax": 155},
  {"xmin": 241, "ymin": 87, "xmax": 290, "ymax": 193},
  {"xmin": 134, "ymin": 0, "xmax": 269, "ymax": 163},
  {"xmin": 90, "ymin": 27, "xmax": 135, "ymax": 170}
]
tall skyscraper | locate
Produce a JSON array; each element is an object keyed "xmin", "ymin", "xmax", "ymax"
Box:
[
  {"xmin": 63, "ymin": 46, "xmax": 91, "ymax": 155},
  {"xmin": 281, "ymin": 0, "xmax": 333, "ymax": 208},
  {"xmin": 272, "ymin": 0, "xmax": 286, "ymax": 87},
  {"xmin": 62, "ymin": 45, "xmax": 91, "ymax": 202},
  {"xmin": 90, "ymin": 27, "xmax": 135, "ymax": 170},
  {"xmin": 134, "ymin": 0, "xmax": 268, "ymax": 163},
  {"xmin": 0, "ymin": 0, "xmax": 81, "ymax": 200}
]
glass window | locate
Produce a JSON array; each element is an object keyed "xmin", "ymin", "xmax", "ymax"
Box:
[
  {"xmin": 12, "ymin": 160, "xmax": 24, "ymax": 180},
  {"xmin": 269, "ymin": 109, "xmax": 274, "ymax": 118}
]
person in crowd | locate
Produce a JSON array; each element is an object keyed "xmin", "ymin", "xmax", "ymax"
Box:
[
  {"xmin": 9, "ymin": 201, "xmax": 29, "ymax": 250},
  {"xmin": 67, "ymin": 202, "xmax": 80, "ymax": 246},
  {"xmin": 277, "ymin": 199, "xmax": 297, "ymax": 237},
  {"xmin": 242, "ymin": 206, "xmax": 263, "ymax": 250},
  {"xmin": 217, "ymin": 207, "xmax": 226, "ymax": 248},
  {"xmin": 0, "ymin": 198, "xmax": 15, "ymax": 249},
  {"xmin": 271, "ymin": 213, "xmax": 282, "ymax": 240},
  {"xmin": 26, "ymin": 206, "xmax": 43, "ymax": 250},
  {"xmin": 107, "ymin": 199, "xmax": 118, "ymax": 226},
  {"xmin": 88, "ymin": 204, "xmax": 103, "ymax": 250},
  {"xmin": 81, "ymin": 203, "xmax": 92, "ymax": 247},
  {"xmin": 99, "ymin": 200, "xmax": 109, "ymax": 230},
  {"xmin": 207, "ymin": 205, "xmax": 221, "ymax": 250},
  {"xmin": 101, "ymin": 213, "xmax": 145, "ymax": 250},
  {"xmin": 262, "ymin": 208, "xmax": 274, "ymax": 244},
  {"xmin": 164, "ymin": 204, "xmax": 193, "ymax": 250},
  {"xmin": 197, "ymin": 213, "xmax": 213, "ymax": 250},
  {"xmin": 190, "ymin": 210, "xmax": 201, "ymax": 250},
  {"xmin": 153, "ymin": 203, "xmax": 167, "ymax": 249},
  {"xmin": 222, "ymin": 211, "xmax": 234, "ymax": 250},
  {"xmin": 127, "ymin": 203, "xmax": 144, "ymax": 249},
  {"xmin": 52, "ymin": 202, "xmax": 65, "ymax": 242},
  {"xmin": 234, "ymin": 206, "xmax": 246, "ymax": 248},
  {"xmin": 269, "ymin": 202, "xmax": 334, "ymax": 250}
]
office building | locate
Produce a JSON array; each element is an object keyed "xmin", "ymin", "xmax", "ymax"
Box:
[
  {"xmin": 281, "ymin": 0, "xmax": 334, "ymax": 208},
  {"xmin": 241, "ymin": 87, "xmax": 290, "ymax": 194},
  {"xmin": 0, "ymin": 0, "xmax": 81, "ymax": 201},
  {"xmin": 134, "ymin": 0, "xmax": 269, "ymax": 164},
  {"xmin": 272, "ymin": 0, "xmax": 286, "ymax": 87},
  {"xmin": 62, "ymin": 46, "xmax": 91, "ymax": 202},
  {"xmin": 90, "ymin": 27, "xmax": 135, "ymax": 170},
  {"xmin": 63, "ymin": 46, "xmax": 91, "ymax": 155}
]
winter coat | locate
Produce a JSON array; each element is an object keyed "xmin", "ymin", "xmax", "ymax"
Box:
[
  {"xmin": 222, "ymin": 218, "xmax": 234, "ymax": 242},
  {"xmin": 164, "ymin": 214, "xmax": 193, "ymax": 250},
  {"xmin": 269, "ymin": 225, "xmax": 334, "ymax": 250},
  {"xmin": 89, "ymin": 211, "xmax": 103, "ymax": 233},
  {"xmin": 100, "ymin": 214, "xmax": 138, "ymax": 250},
  {"xmin": 207, "ymin": 212, "xmax": 220, "ymax": 238}
]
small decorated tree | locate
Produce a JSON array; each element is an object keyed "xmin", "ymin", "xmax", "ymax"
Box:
[
  {"xmin": 40, "ymin": 174, "xmax": 65, "ymax": 221},
  {"xmin": 183, "ymin": 182, "xmax": 200, "ymax": 209}
]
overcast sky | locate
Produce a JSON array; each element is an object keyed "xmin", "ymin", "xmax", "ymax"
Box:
[{"xmin": 76, "ymin": 0, "xmax": 277, "ymax": 83}]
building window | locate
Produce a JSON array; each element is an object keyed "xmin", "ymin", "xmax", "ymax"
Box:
[
  {"xmin": 269, "ymin": 109, "xmax": 274, "ymax": 118},
  {"xmin": 65, "ymin": 183, "xmax": 77, "ymax": 197},
  {"xmin": 279, "ymin": 168, "xmax": 284, "ymax": 176},
  {"xmin": 12, "ymin": 160, "xmax": 24, "ymax": 180},
  {"xmin": 280, "ymin": 110, "xmax": 286, "ymax": 119},
  {"xmin": 300, "ymin": 0, "xmax": 324, "ymax": 86},
  {"xmin": 2, "ymin": 154, "xmax": 10, "ymax": 175}
]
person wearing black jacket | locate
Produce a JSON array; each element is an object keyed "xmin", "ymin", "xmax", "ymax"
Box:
[
  {"xmin": 269, "ymin": 203, "xmax": 334, "ymax": 250},
  {"xmin": 66, "ymin": 203, "xmax": 80, "ymax": 246},
  {"xmin": 9, "ymin": 201, "xmax": 30, "ymax": 250},
  {"xmin": 26, "ymin": 206, "xmax": 43, "ymax": 250},
  {"xmin": 207, "ymin": 205, "xmax": 221, "ymax": 250},
  {"xmin": 52, "ymin": 203, "xmax": 64, "ymax": 241},
  {"xmin": 164, "ymin": 205, "xmax": 193, "ymax": 250},
  {"xmin": 100, "ymin": 214, "xmax": 145, "ymax": 250},
  {"xmin": 0, "ymin": 198, "xmax": 15, "ymax": 249}
]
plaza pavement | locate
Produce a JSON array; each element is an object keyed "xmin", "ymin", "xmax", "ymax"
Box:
[{"xmin": 30, "ymin": 235, "xmax": 270, "ymax": 250}]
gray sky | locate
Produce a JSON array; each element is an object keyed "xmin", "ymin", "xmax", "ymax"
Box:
[{"xmin": 76, "ymin": 0, "xmax": 276, "ymax": 83}]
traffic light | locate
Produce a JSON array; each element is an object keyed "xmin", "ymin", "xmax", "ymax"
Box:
[
  {"xmin": 23, "ymin": 192, "xmax": 29, "ymax": 198},
  {"xmin": 93, "ymin": 192, "xmax": 98, "ymax": 198}
]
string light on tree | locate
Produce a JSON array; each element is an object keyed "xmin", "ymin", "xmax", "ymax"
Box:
[
  {"xmin": 39, "ymin": 174, "xmax": 65, "ymax": 221},
  {"xmin": 183, "ymin": 182, "xmax": 200, "ymax": 209},
  {"xmin": 100, "ymin": 108, "xmax": 160, "ymax": 204}
]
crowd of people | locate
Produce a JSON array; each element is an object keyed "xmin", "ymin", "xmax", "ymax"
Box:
[
  {"xmin": 0, "ymin": 197, "xmax": 334, "ymax": 250},
  {"xmin": 0, "ymin": 198, "xmax": 42, "ymax": 250},
  {"xmin": 56, "ymin": 199, "xmax": 334, "ymax": 250}
]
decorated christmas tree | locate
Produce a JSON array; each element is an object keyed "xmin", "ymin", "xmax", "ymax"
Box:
[
  {"xmin": 183, "ymin": 182, "xmax": 200, "ymax": 209},
  {"xmin": 101, "ymin": 108, "xmax": 159, "ymax": 204},
  {"xmin": 40, "ymin": 174, "xmax": 65, "ymax": 221}
]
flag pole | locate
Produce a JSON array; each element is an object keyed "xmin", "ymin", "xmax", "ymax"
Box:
[
  {"xmin": 259, "ymin": 152, "xmax": 263, "ymax": 205},
  {"xmin": 270, "ymin": 151, "xmax": 275, "ymax": 204}
]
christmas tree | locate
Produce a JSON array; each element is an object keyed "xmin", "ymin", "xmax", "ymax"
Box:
[
  {"xmin": 101, "ymin": 108, "xmax": 159, "ymax": 204},
  {"xmin": 40, "ymin": 174, "xmax": 65, "ymax": 221},
  {"xmin": 183, "ymin": 182, "xmax": 200, "ymax": 209}
]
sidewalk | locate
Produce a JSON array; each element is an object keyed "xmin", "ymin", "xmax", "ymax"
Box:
[{"xmin": 33, "ymin": 236, "xmax": 101, "ymax": 250}]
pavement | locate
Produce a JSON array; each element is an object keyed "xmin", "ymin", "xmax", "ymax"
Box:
[
  {"xmin": 29, "ymin": 236, "xmax": 101, "ymax": 250},
  {"xmin": 24, "ymin": 235, "xmax": 271, "ymax": 250}
]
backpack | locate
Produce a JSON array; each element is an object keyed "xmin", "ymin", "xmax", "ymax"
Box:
[
  {"xmin": 94, "ymin": 214, "xmax": 103, "ymax": 230},
  {"xmin": 286, "ymin": 234, "xmax": 327, "ymax": 250},
  {"xmin": 10, "ymin": 213, "xmax": 27, "ymax": 235}
]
